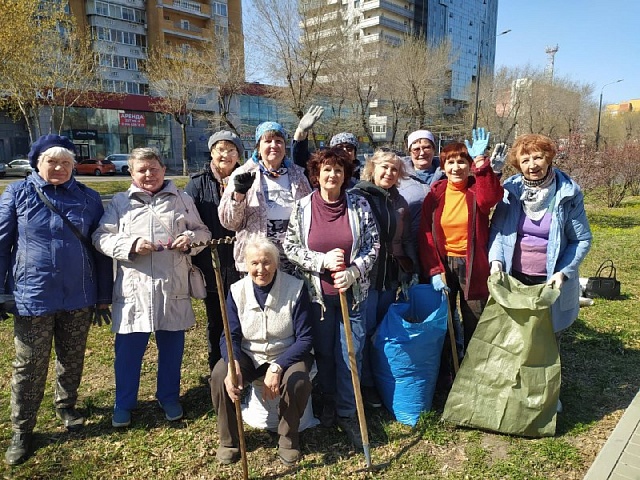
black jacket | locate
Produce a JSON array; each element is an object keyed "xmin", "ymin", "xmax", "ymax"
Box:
[{"xmin": 185, "ymin": 165, "xmax": 239, "ymax": 292}]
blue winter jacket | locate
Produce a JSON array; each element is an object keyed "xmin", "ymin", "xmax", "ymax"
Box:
[
  {"xmin": 488, "ymin": 168, "xmax": 592, "ymax": 332},
  {"xmin": 0, "ymin": 173, "xmax": 113, "ymax": 316}
]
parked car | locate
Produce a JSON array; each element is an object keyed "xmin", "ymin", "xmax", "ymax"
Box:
[
  {"xmin": 105, "ymin": 153, "xmax": 130, "ymax": 174},
  {"xmin": 73, "ymin": 158, "xmax": 116, "ymax": 176},
  {"xmin": 0, "ymin": 162, "xmax": 6, "ymax": 178},
  {"xmin": 6, "ymin": 159, "xmax": 33, "ymax": 177}
]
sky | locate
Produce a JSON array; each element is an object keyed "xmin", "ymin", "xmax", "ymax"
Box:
[{"xmin": 495, "ymin": 0, "xmax": 640, "ymax": 105}]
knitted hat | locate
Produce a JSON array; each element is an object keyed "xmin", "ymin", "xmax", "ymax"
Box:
[
  {"xmin": 407, "ymin": 130, "xmax": 435, "ymax": 149},
  {"xmin": 28, "ymin": 134, "xmax": 77, "ymax": 168},
  {"xmin": 255, "ymin": 121, "xmax": 286, "ymax": 144},
  {"xmin": 330, "ymin": 132, "xmax": 358, "ymax": 149},
  {"xmin": 207, "ymin": 130, "xmax": 244, "ymax": 158}
]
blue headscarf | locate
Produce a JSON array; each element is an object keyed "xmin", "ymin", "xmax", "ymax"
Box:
[{"xmin": 252, "ymin": 121, "xmax": 291, "ymax": 176}]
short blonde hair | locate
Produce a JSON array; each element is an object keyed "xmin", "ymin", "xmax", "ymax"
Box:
[
  {"xmin": 360, "ymin": 149, "xmax": 407, "ymax": 184},
  {"xmin": 128, "ymin": 147, "xmax": 165, "ymax": 170}
]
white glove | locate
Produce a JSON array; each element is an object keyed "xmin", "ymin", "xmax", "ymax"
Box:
[
  {"xmin": 322, "ymin": 248, "xmax": 345, "ymax": 272},
  {"xmin": 297, "ymin": 105, "xmax": 324, "ymax": 133},
  {"xmin": 490, "ymin": 143, "xmax": 508, "ymax": 173},
  {"xmin": 546, "ymin": 272, "xmax": 566, "ymax": 289},
  {"xmin": 332, "ymin": 266, "xmax": 360, "ymax": 292},
  {"xmin": 490, "ymin": 261, "xmax": 503, "ymax": 275}
]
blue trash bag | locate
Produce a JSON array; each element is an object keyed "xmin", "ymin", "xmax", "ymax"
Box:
[{"xmin": 371, "ymin": 284, "xmax": 448, "ymax": 426}]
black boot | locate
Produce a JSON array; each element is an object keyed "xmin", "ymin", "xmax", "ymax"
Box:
[{"xmin": 5, "ymin": 432, "xmax": 32, "ymax": 466}]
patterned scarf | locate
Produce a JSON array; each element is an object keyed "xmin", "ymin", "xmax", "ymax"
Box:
[
  {"xmin": 520, "ymin": 167, "xmax": 556, "ymax": 221},
  {"xmin": 251, "ymin": 150, "xmax": 290, "ymax": 178}
]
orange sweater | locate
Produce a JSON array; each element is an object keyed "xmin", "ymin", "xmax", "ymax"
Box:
[{"xmin": 441, "ymin": 181, "xmax": 468, "ymax": 257}]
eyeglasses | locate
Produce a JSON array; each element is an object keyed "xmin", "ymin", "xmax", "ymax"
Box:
[
  {"xmin": 213, "ymin": 147, "xmax": 238, "ymax": 157},
  {"xmin": 411, "ymin": 145, "xmax": 434, "ymax": 154},
  {"xmin": 338, "ymin": 144, "xmax": 356, "ymax": 153}
]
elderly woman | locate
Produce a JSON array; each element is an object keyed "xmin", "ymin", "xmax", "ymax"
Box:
[
  {"xmin": 284, "ymin": 147, "xmax": 379, "ymax": 448},
  {"xmin": 419, "ymin": 142, "xmax": 503, "ymax": 376},
  {"xmin": 92, "ymin": 147, "xmax": 211, "ymax": 428},
  {"xmin": 219, "ymin": 121, "xmax": 312, "ymax": 275},
  {"xmin": 0, "ymin": 134, "xmax": 113, "ymax": 465},
  {"xmin": 398, "ymin": 129, "xmax": 446, "ymax": 244},
  {"xmin": 185, "ymin": 131, "xmax": 243, "ymax": 372},
  {"xmin": 488, "ymin": 134, "xmax": 592, "ymax": 410},
  {"xmin": 352, "ymin": 149, "xmax": 418, "ymax": 408},
  {"xmin": 210, "ymin": 236, "xmax": 313, "ymax": 466}
]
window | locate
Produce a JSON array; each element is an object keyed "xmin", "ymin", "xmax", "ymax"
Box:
[
  {"xmin": 96, "ymin": 1, "xmax": 109, "ymax": 16},
  {"xmin": 213, "ymin": 2, "xmax": 228, "ymax": 17},
  {"xmin": 122, "ymin": 7, "xmax": 135, "ymax": 22},
  {"xmin": 181, "ymin": 20, "xmax": 190, "ymax": 30}
]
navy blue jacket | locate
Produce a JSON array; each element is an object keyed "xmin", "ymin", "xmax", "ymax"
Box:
[{"xmin": 0, "ymin": 173, "xmax": 112, "ymax": 316}]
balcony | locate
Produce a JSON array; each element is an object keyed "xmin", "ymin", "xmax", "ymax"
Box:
[
  {"xmin": 162, "ymin": 19, "xmax": 208, "ymax": 41},
  {"xmin": 360, "ymin": 15, "xmax": 410, "ymax": 34},
  {"xmin": 360, "ymin": 0, "xmax": 413, "ymax": 20},
  {"xmin": 164, "ymin": 0, "xmax": 211, "ymax": 19}
]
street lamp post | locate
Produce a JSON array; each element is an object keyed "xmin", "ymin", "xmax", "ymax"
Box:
[
  {"xmin": 472, "ymin": 29, "xmax": 511, "ymax": 131},
  {"xmin": 595, "ymin": 79, "xmax": 623, "ymax": 151}
]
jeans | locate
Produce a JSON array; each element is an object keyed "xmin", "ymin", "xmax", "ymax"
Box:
[{"xmin": 311, "ymin": 293, "xmax": 365, "ymax": 417}]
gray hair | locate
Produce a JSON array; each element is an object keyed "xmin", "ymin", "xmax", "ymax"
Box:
[
  {"xmin": 360, "ymin": 149, "xmax": 407, "ymax": 184},
  {"xmin": 39, "ymin": 146, "xmax": 75, "ymax": 164},
  {"xmin": 244, "ymin": 235, "xmax": 280, "ymax": 268},
  {"xmin": 128, "ymin": 147, "xmax": 164, "ymax": 170}
]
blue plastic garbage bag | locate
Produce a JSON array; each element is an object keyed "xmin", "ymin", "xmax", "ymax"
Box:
[{"xmin": 371, "ymin": 284, "xmax": 448, "ymax": 426}]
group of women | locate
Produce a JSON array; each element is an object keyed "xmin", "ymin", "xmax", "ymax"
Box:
[{"xmin": 0, "ymin": 122, "xmax": 591, "ymax": 467}]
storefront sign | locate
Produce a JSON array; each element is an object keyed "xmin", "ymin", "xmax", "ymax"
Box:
[
  {"xmin": 119, "ymin": 112, "xmax": 146, "ymax": 128},
  {"xmin": 72, "ymin": 129, "xmax": 98, "ymax": 140}
]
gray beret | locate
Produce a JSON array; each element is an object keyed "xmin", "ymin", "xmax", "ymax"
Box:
[{"xmin": 207, "ymin": 130, "xmax": 244, "ymax": 158}]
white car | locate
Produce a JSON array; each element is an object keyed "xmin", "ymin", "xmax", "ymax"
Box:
[
  {"xmin": 105, "ymin": 154, "xmax": 130, "ymax": 174},
  {"xmin": 6, "ymin": 159, "xmax": 33, "ymax": 177}
]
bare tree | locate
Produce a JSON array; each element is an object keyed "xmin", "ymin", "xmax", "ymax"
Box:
[
  {"xmin": 377, "ymin": 36, "xmax": 451, "ymax": 132},
  {"xmin": 146, "ymin": 37, "xmax": 220, "ymax": 175},
  {"xmin": 245, "ymin": 0, "xmax": 345, "ymax": 121},
  {"xmin": 477, "ymin": 66, "xmax": 594, "ymax": 145},
  {"xmin": 0, "ymin": 0, "xmax": 102, "ymax": 141}
]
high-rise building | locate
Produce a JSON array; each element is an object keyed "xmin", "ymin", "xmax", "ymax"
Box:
[{"xmin": 312, "ymin": 0, "xmax": 498, "ymax": 118}]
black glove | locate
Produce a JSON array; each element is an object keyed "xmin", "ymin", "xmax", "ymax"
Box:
[
  {"xmin": 93, "ymin": 307, "xmax": 112, "ymax": 326},
  {"xmin": 234, "ymin": 172, "xmax": 256, "ymax": 195},
  {"xmin": 0, "ymin": 305, "xmax": 9, "ymax": 321}
]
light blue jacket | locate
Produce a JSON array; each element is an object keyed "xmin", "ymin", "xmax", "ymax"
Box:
[{"xmin": 488, "ymin": 168, "xmax": 592, "ymax": 332}]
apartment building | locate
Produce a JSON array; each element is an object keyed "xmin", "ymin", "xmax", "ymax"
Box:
[
  {"xmin": 309, "ymin": 0, "xmax": 498, "ymax": 142},
  {"xmin": 41, "ymin": 0, "xmax": 245, "ymax": 167}
]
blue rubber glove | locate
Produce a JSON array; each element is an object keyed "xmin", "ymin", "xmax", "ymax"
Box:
[
  {"xmin": 431, "ymin": 274, "xmax": 449, "ymax": 292},
  {"xmin": 464, "ymin": 128, "xmax": 490, "ymax": 158}
]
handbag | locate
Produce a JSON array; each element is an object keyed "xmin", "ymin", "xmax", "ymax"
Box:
[
  {"xmin": 188, "ymin": 263, "xmax": 207, "ymax": 299},
  {"xmin": 584, "ymin": 260, "xmax": 621, "ymax": 299}
]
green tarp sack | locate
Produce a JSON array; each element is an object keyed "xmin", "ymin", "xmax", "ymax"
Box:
[{"xmin": 442, "ymin": 273, "xmax": 561, "ymax": 437}]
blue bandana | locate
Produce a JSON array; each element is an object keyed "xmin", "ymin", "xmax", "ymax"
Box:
[{"xmin": 255, "ymin": 121, "xmax": 286, "ymax": 143}]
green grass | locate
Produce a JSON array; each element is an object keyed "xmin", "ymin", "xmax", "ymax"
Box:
[{"xmin": 0, "ymin": 195, "xmax": 638, "ymax": 478}]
